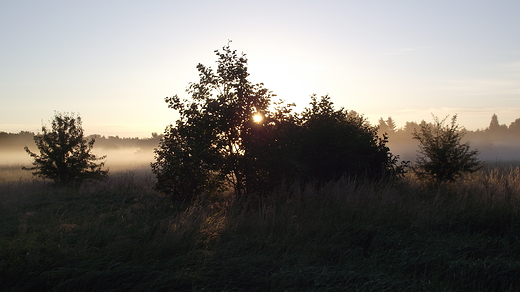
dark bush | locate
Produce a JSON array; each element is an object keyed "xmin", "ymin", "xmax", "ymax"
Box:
[{"xmin": 412, "ymin": 114, "xmax": 482, "ymax": 184}]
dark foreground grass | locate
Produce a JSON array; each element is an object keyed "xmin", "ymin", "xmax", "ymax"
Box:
[{"xmin": 1, "ymin": 167, "xmax": 520, "ymax": 291}]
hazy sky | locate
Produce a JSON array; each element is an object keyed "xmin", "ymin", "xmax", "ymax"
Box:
[{"xmin": 1, "ymin": 1, "xmax": 519, "ymax": 137}]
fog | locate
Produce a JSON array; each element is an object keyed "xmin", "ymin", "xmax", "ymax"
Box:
[
  {"xmin": 385, "ymin": 135, "xmax": 520, "ymax": 168},
  {"xmin": 2, "ymin": 142, "xmax": 520, "ymax": 176},
  {"xmin": 91, "ymin": 148, "xmax": 154, "ymax": 172},
  {"xmin": 2, "ymin": 130, "xmax": 520, "ymax": 183},
  {"xmin": 0, "ymin": 147, "xmax": 154, "ymax": 174}
]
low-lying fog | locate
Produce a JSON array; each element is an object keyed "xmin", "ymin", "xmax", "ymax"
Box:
[
  {"xmin": 2, "ymin": 141, "xmax": 520, "ymax": 182},
  {"xmin": 387, "ymin": 141, "xmax": 520, "ymax": 164},
  {"xmin": 0, "ymin": 147, "xmax": 154, "ymax": 173}
]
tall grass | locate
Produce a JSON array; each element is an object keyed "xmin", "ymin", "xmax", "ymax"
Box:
[{"xmin": 1, "ymin": 166, "xmax": 520, "ymax": 291}]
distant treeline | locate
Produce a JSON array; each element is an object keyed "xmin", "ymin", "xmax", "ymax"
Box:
[
  {"xmin": 0, "ymin": 131, "xmax": 163, "ymax": 152},
  {"xmin": 378, "ymin": 114, "xmax": 520, "ymax": 141}
]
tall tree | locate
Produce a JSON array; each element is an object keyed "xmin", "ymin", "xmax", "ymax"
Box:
[
  {"xmin": 23, "ymin": 112, "xmax": 108, "ymax": 185},
  {"xmin": 152, "ymin": 43, "xmax": 275, "ymax": 199}
]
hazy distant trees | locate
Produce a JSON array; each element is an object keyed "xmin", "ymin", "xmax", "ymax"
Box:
[
  {"xmin": 487, "ymin": 113, "xmax": 508, "ymax": 137},
  {"xmin": 378, "ymin": 117, "xmax": 396, "ymax": 136},
  {"xmin": 89, "ymin": 133, "xmax": 163, "ymax": 150},
  {"xmin": 509, "ymin": 118, "xmax": 520, "ymax": 134},
  {"xmin": 377, "ymin": 113, "xmax": 520, "ymax": 145},
  {"xmin": 23, "ymin": 112, "xmax": 108, "ymax": 185},
  {"xmin": 153, "ymin": 44, "xmax": 403, "ymax": 201},
  {"xmin": 412, "ymin": 115, "xmax": 482, "ymax": 184},
  {"xmin": 0, "ymin": 131, "xmax": 34, "ymax": 150}
]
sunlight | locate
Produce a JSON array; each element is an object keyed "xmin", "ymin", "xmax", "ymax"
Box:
[{"xmin": 252, "ymin": 113, "xmax": 263, "ymax": 123}]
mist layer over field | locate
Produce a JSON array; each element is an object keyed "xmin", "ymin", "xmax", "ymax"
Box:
[
  {"xmin": 0, "ymin": 147, "xmax": 154, "ymax": 184},
  {"xmin": 3, "ymin": 143, "xmax": 520, "ymax": 183},
  {"xmin": 387, "ymin": 139, "xmax": 520, "ymax": 165},
  {"xmin": 2, "ymin": 148, "xmax": 152, "ymax": 169}
]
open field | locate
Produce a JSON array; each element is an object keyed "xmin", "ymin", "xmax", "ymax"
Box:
[{"xmin": 1, "ymin": 165, "xmax": 520, "ymax": 291}]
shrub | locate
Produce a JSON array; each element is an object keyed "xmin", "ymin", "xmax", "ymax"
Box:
[
  {"xmin": 412, "ymin": 114, "xmax": 482, "ymax": 184},
  {"xmin": 298, "ymin": 95, "xmax": 404, "ymax": 182}
]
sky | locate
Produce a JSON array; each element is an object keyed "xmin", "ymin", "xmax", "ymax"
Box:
[{"xmin": 1, "ymin": 0, "xmax": 519, "ymax": 138}]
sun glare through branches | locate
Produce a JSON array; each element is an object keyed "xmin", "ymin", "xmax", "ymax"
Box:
[{"xmin": 252, "ymin": 113, "xmax": 263, "ymax": 123}]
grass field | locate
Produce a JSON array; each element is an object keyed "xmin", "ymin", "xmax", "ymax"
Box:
[{"xmin": 1, "ymin": 164, "xmax": 520, "ymax": 291}]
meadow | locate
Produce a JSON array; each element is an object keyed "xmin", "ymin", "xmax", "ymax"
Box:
[{"xmin": 1, "ymin": 162, "xmax": 520, "ymax": 291}]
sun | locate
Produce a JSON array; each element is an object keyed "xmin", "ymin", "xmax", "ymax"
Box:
[{"xmin": 252, "ymin": 113, "xmax": 263, "ymax": 123}]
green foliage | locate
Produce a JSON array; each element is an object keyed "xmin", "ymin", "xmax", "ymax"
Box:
[
  {"xmin": 23, "ymin": 112, "xmax": 108, "ymax": 185},
  {"xmin": 153, "ymin": 44, "xmax": 403, "ymax": 201},
  {"xmin": 412, "ymin": 114, "xmax": 482, "ymax": 183}
]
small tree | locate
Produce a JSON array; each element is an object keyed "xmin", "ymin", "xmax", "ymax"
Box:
[
  {"xmin": 412, "ymin": 115, "xmax": 482, "ymax": 184},
  {"xmin": 23, "ymin": 112, "xmax": 108, "ymax": 185}
]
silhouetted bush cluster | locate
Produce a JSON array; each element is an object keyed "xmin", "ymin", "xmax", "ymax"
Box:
[
  {"xmin": 243, "ymin": 95, "xmax": 404, "ymax": 193},
  {"xmin": 152, "ymin": 45, "xmax": 404, "ymax": 201}
]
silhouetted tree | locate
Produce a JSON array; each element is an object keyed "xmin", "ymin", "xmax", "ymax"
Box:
[
  {"xmin": 412, "ymin": 115, "xmax": 482, "ymax": 184},
  {"xmin": 23, "ymin": 112, "xmax": 108, "ymax": 185},
  {"xmin": 152, "ymin": 43, "xmax": 274, "ymax": 200}
]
